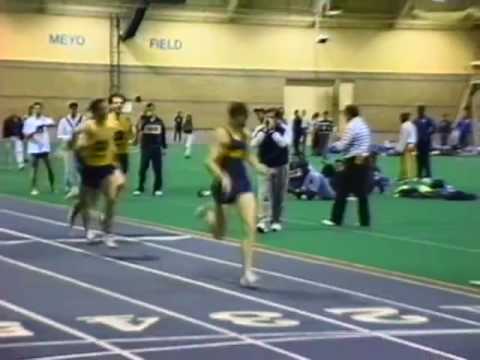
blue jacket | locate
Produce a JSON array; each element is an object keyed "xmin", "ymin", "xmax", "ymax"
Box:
[{"xmin": 414, "ymin": 116, "xmax": 436, "ymax": 148}]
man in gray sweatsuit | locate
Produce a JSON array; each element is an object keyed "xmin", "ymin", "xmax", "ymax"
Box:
[{"xmin": 251, "ymin": 108, "xmax": 292, "ymax": 233}]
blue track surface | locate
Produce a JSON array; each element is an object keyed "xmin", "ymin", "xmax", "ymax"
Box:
[{"xmin": 0, "ymin": 196, "xmax": 479, "ymax": 360}]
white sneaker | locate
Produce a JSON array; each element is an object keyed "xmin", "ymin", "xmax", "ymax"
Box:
[
  {"xmin": 65, "ymin": 187, "xmax": 79, "ymax": 200},
  {"xmin": 195, "ymin": 205, "xmax": 215, "ymax": 226},
  {"xmin": 30, "ymin": 189, "xmax": 39, "ymax": 196},
  {"xmin": 271, "ymin": 223, "xmax": 283, "ymax": 232},
  {"xmin": 347, "ymin": 196, "xmax": 357, "ymax": 201},
  {"xmin": 133, "ymin": 190, "xmax": 142, "ymax": 196},
  {"xmin": 256, "ymin": 222, "xmax": 270, "ymax": 234},
  {"xmin": 469, "ymin": 281, "xmax": 480, "ymax": 286},
  {"xmin": 240, "ymin": 271, "xmax": 259, "ymax": 289},
  {"xmin": 86, "ymin": 230, "xmax": 100, "ymax": 244},
  {"xmin": 103, "ymin": 235, "xmax": 118, "ymax": 249},
  {"xmin": 154, "ymin": 191, "xmax": 163, "ymax": 197},
  {"xmin": 322, "ymin": 219, "xmax": 337, "ymax": 227}
]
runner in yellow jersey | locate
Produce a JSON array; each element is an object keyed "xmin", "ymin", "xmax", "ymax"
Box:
[
  {"xmin": 107, "ymin": 93, "xmax": 134, "ymax": 174},
  {"xmin": 69, "ymin": 98, "xmax": 125, "ymax": 248}
]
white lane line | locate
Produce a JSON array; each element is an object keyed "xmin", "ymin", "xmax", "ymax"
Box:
[
  {"xmin": 0, "ymin": 240, "xmax": 34, "ymax": 245},
  {"xmin": 25, "ymin": 327, "xmax": 480, "ymax": 360},
  {"xmin": 0, "ymin": 236, "xmax": 189, "ymax": 246},
  {"xmin": 0, "ymin": 299, "xmax": 143, "ymax": 360},
  {"xmin": 140, "ymin": 241, "xmax": 480, "ymax": 328},
  {"xmin": 116, "ymin": 215, "xmax": 480, "ymax": 300},
  {"xmin": 288, "ymin": 218, "xmax": 480, "ymax": 253},
  {"xmin": 0, "ymin": 224, "xmax": 467, "ymax": 360},
  {"xmin": 4, "ymin": 209, "xmax": 479, "ymax": 330},
  {"xmin": 4, "ymin": 328, "xmax": 480, "ymax": 351},
  {"xmin": 1, "ymin": 195, "xmax": 478, "ymax": 300},
  {"xmin": 0, "ymin": 233, "xmax": 309, "ymax": 360}
]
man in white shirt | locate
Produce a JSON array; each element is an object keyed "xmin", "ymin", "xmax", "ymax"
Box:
[
  {"xmin": 396, "ymin": 112, "xmax": 417, "ymax": 181},
  {"xmin": 23, "ymin": 102, "xmax": 56, "ymax": 195},
  {"xmin": 323, "ymin": 105, "xmax": 372, "ymax": 227},
  {"xmin": 57, "ymin": 102, "xmax": 84, "ymax": 197}
]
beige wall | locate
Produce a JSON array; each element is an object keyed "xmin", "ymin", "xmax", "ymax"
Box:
[
  {"xmin": 0, "ymin": 61, "xmax": 470, "ymax": 132},
  {"xmin": 0, "ymin": 12, "xmax": 477, "ymax": 134},
  {"xmin": 1, "ymin": 13, "xmax": 479, "ymax": 74}
]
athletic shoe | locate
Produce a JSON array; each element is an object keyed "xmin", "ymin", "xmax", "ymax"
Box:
[
  {"xmin": 154, "ymin": 191, "xmax": 163, "ymax": 197},
  {"xmin": 133, "ymin": 190, "xmax": 142, "ymax": 196},
  {"xmin": 30, "ymin": 189, "xmax": 39, "ymax": 196},
  {"xmin": 195, "ymin": 205, "xmax": 216, "ymax": 227},
  {"xmin": 322, "ymin": 219, "xmax": 337, "ymax": 227},
  {"xmin": 103, "ymin": 234, "xmax": 118, "ymax": 249},
  {"xmin": 256, "ymin": 222, "xmax": 270, "ymax": 234},
  {"xmin": 65, "ymin": 187, "xmax": 79, "ymax": 200},
  {"xmin": 347, "ymin": 196, "xmax": 357, "ymax": 201},
  {"xmin": 469, "ymin": 281, "xmax": 480, "ymax": 286},
  {"xmin": 240, "ymin": 271, "xmax": 259, "ymax": 289},
  {"xmin": 271, "ymin": 223, "xmax": 283, "ymax": 232},
  {"xmin": 86, "ymin": 230, "xmax": 99, "ymax": 245}
]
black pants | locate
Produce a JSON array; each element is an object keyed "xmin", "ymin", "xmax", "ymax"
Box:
[
  {"xmin": 31, "ymin": 153, "xmax": 55, "ymax": 190},
  {"xmin": 416, "ymin": 147, "xmax": 431, "ymax": 178},
  {"xmin": 330, "ymin": 158, "xmax": 370, "ymax": 227},
  {"xmin": 293, "ymin": 135, "xmax": 302, "ymax": 155},
  {"xmin": 137, "ymin": 147, "xmax": 163, "ymax": 193},
  {"xmin": 174, "ymin": 128, "xmax": 182, "ymax": 143}
]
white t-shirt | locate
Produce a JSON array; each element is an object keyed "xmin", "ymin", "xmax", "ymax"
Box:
[
  {"xmin": 23, "ymin": 116, "xmax": 55, "ymax": 154},
  {"xmin": 57, "ymin": 114, "xmax": 84, "ymax": 142}
]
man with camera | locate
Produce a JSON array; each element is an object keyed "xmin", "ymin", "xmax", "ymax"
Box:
[{"xmin": 251, "ymin": 108, "xmax": 292, "ymax": 233}]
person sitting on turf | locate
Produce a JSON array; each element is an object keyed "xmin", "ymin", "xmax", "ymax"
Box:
[{"xmin": 288, "ymin": 157, "xmax": 335, "ymax": 200}]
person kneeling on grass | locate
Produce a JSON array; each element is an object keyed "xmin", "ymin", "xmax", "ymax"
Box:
[
  {"xmin": 68, "ymin": 98, "xmax": 125, "ymax": 249},
  {"xmin": 288, "ymin": 157, "xmax": 335, "ymax": 201}
]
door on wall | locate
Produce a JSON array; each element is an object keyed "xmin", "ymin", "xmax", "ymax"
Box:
[{"xmin": 284, "ymin": 80, "xmax": 334, "ymax": 122}]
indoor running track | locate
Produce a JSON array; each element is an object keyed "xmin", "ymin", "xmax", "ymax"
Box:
[{"xmin": 0, "ymin": 196, "xmax": 479, "ymax": 360}]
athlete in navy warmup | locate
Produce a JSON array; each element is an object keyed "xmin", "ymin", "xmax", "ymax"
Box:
[{"xmin": 133, "ymin": 103, "xmax": 167, "ymax": 196}]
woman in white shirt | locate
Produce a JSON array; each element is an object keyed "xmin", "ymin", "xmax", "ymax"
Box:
[{"xmin": 23, "ymin": 102, "xmax": 56, "ymax": 195}]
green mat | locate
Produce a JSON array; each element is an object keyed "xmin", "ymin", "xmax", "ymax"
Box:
[{"xmin": 1, "ymin": 144, "xmax": 478, "ymax": 288}]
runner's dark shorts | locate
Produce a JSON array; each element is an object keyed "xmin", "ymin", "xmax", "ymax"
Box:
[{"xmin": 81, "ymin": 165, "xmax": 115, "ymax": 189}]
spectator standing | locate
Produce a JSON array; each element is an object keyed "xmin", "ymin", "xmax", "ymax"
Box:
[
  {"xmin": 173, "ymin": 111, "xmax": 184, "ymax": 143},
  {"xmin": 292, "ymin": 110, "xmax": 303, "ymax": 155},
  {"xmin": 456, "ymin": 107, "xmax": 474, "ymax": 149},
  {"xmin": 438, "ymin": 114, "xmax": 453, "ymax": 148},
  {"xmin": 23, "ymin": 102, "xmax": 56, "ymax": 195},
  {"xmin": 323, "ymin": 105, "xmax": 372, "ymax": 227},
  {"xmin": 396, "ymin": 112, "xmax": 417, "ymax": 181},
  {"xmin": 2, "ymin": 114, "xmax": 25, "ymax": 170},
  {"xmin": 183, "ymin": 114, "xmax": 194, "ymax": 159},
  {"xmin": 57, "ymin": 102, "xmax": 84, "ymax": 197},
  {"xmin": 413, "ymin": 105, "xmax": 436, "ymax": 179},
  {"xmin": 312, "ymin": 111, "xmax": 334, "ymax": 158},
  {"xmin": 134, "ymin": 103, "xmax": 167, "ymax": 196},
  {"xmin": 251, "ymin": 108, "xmax": 292, "ymax": 233}
]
